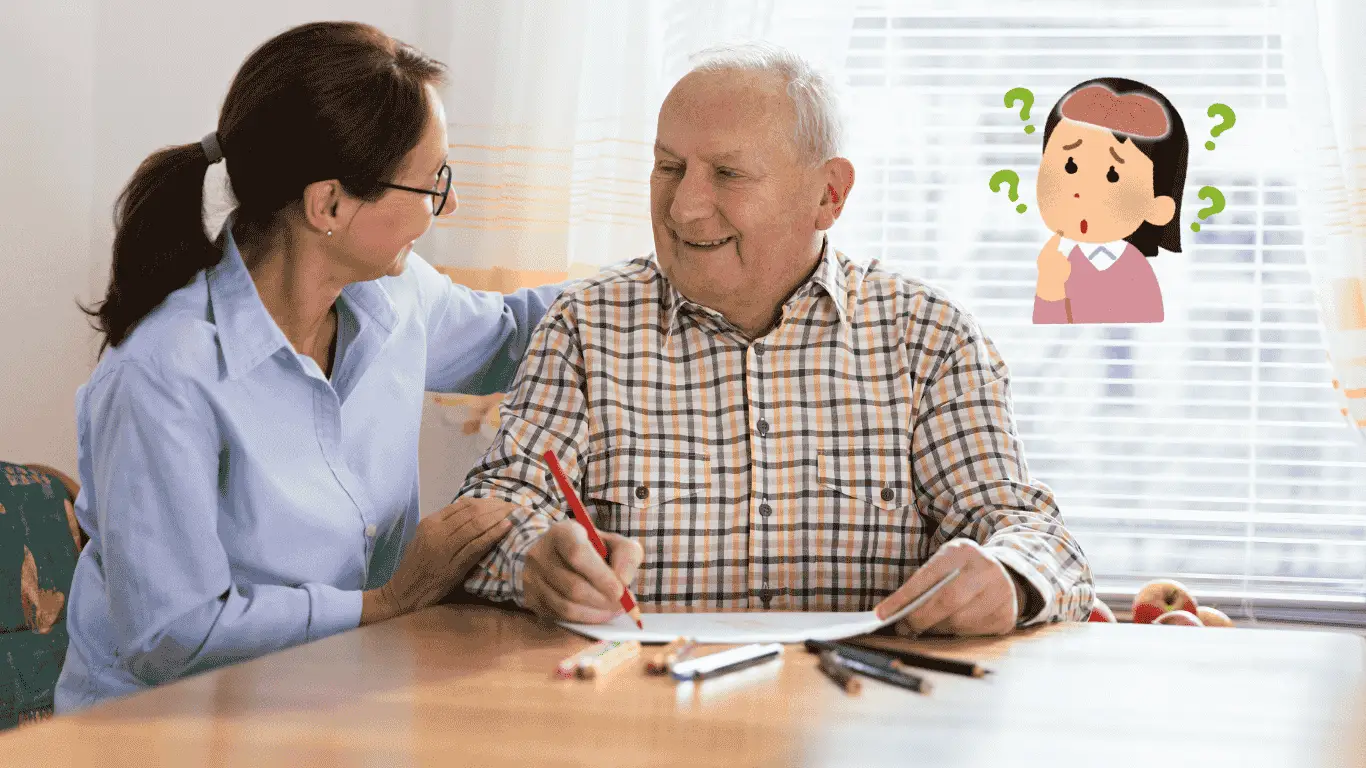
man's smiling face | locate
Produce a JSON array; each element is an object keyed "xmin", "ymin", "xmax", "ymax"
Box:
[{"xmin": 649, "ymin": 68, "xmax": 827, "ymax": 317}]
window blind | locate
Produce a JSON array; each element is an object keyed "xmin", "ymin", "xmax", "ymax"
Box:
[{"xmin": 822, "ymin": 0, "xmax": 1366, "ymax": 624}]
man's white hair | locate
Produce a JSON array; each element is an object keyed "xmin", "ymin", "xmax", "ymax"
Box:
[{"xmin": 688, "ymin": 41, "xmax": 845, "ymax": 165}]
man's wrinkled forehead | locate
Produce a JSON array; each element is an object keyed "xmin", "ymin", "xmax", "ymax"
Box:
[
  {"xmin": 657, "ymin": 69, "xmax": 799, "ymax": 160},
  {"xmin": 1060, "ymin": 85, "xmax": 1170, "ymax": 140}
]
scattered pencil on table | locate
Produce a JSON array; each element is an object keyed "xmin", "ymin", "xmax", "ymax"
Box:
[
  {"xmin": 577, "ymin": 640, "xmax": 642, "ymax": 680},
  {"xmin": 556, "ymin": 641, "xmax": 608, "ymax": 679},
  {"xmin": 805, "ymin": 639, "xmax": 990, "ymax": 679},
  {"xmin": 843, "ymin": 639, "xmax": 991, "ymax": 678},
  {"xmin": 829, "ymin": 651, "xmax": 932, "ymax": 695},
  {"xmin": 543, "ymin": 450, "xmax": 643, "ymax": 629},
  {"xmin": 816, "ymin": 651, "xmax": 862, "ymax": 695},
  {"xmin": 671, "ymin": 643, "xmax": 783, "ymax": 682},
  {"xmin": 646, "ymin": 637, "xmax": 697, "ymax": 674}
]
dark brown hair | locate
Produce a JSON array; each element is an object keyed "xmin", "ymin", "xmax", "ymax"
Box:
[
  {"xmin": 82, "ymin": 21, "xmax": 446, "ymax": 353},
  {"xmin": 1042, "ymin": 77, "xmax": 1189, "ymax": 258}
]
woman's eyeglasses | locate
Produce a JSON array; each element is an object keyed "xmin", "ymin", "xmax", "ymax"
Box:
[{"xmin": 377, "ymin": 164, "xmax": 452, "ymax": 215}]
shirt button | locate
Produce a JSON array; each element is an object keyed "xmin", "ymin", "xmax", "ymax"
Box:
[
  {"xmin": 759, "ymin": 503, "xmax": 773, "ymax": 517},
  {"xmin": 364, "ymin": 524, "xmax": 377, "ymax": 538},
  {"xmin": 635, "ymin": 485, "xmax": 650, "ymax": 500},
  {"xmin": 756, "ymin": 418, "xmax": 770, "ymax": 436},
  {"xmin": 881, "ymin": 487, "xmax": 895, "ymax": 502},
  {"xmin": 754, "ymin": 342, "xmax": 766, "ymax": 356}
]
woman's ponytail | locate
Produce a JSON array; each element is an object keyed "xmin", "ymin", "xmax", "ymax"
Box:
[
  {"xmin": 82, "ymin": 142, "xmax": 221, "ymax": 354},
  {"xmin": 83, "ymin": 21, "xmax": 446, "ymax": 356}
]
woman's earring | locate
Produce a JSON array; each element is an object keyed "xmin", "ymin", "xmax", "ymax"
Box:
[{"xmin": 326, "ymin": 230, "xmax": 333, "ymax": 237}]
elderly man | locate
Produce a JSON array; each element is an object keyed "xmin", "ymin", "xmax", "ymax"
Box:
[{"xmin": 461, "ymin": 43, "xmax": 1094, "ymax": 636}]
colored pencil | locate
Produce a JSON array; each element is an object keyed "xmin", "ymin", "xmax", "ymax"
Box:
[
  {"xmin": 542, "ymin": 450, "xmax": 643, "ymax": 629},
  {"xmin": 578, "ymin": 640, "xmax": 641, "ymax": 679},
  {"xmin": 646, "ymin": 637, "xmax": 697, "ymax": 674},
  {"xmin": 816, "ymin": 651, "xmax": 862, "ymax": 695},
  {"xmin": 829, "ymin": 651, "xmax": 932, "ymax": 694},
  {"xmin": 556, "ymin": 641, "xmax": 608, "ymax": 679},
  {"xmin": 843, "ymin": 639, "xmax": 991, "ymax": 678},
  {"xmin": 805, "ymin": 639, "xmax": 989, "ymax": 679}
]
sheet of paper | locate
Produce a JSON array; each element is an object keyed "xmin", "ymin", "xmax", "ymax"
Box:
[
  {"xmin": 558, "ymin": 566, "xmax": 961, "ymax": 644},
  {"xmin": 559, "ymin": 610, "xmax": 895, "ymax": 644}
]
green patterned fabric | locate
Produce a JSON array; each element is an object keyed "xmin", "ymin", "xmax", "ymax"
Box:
[{"xmin": 0, "ymin": 462, "xmax": 81, "ymax": 730}]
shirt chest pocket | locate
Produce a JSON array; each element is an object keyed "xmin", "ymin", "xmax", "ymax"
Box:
[
  {"xmin": 816, "ymin": 449, "xmax": 913, "ymax": 514},
  {"xmin": 582, "ymin": 448, "xmax": 713, "ymax": 545}
]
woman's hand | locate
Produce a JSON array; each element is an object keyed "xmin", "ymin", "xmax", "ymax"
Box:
[
  {"xmin": 361, "ymin": 498, "xmax": 516, "ymax": 624},
  {"xmin": 1036, "ymin": 230, "xmax": 1071, "ymax": 302}
]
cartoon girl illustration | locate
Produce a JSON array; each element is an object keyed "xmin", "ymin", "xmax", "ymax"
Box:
[{"xmin": 1033, "ymin": 78, "xmax": 1189, "ymax": 324}]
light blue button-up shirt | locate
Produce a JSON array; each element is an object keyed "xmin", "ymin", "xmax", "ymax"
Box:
[{"xmin": 55, "ymin": 230, "xmax": 563, "ymax": 712}]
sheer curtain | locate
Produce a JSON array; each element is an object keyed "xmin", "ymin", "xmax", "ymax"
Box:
[
  {"xmin": 413, "ymin": 0, "xmax": 855, "ymax": 509},
  {"xmin": 1281, "ymin": 0, "xmax": 1366, "ymax": 441}
]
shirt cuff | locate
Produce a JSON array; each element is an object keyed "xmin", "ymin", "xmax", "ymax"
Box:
[
  {"xmin": 303, "ymin": 583, "xmax": 363, "ymax": 642},
  {"xmin": 504, "ymin": 524, "xmax": 552, "ymax": 609},
  {"xmin": 986, "ymin": 546, "xmax": 1053, "ymax": 627}
]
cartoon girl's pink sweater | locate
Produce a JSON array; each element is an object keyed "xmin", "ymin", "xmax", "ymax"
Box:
[{"xmin": 1033, "ymin": 243, "xmax": 1164, "ymax": 324}]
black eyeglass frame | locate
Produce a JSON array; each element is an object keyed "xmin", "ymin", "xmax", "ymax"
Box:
[{"xmin": 376, "ymin": 163, "xmax": 452, "ymax": 214}]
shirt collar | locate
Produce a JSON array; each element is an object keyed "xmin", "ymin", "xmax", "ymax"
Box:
[
  {"xmin": 1061, "ymin": 237, "xmax": 1130, "ymax": 271},
  {"xmin": 207, "ymin": 223, "xmax": 398, "ymax": 380},
  {"xmin": 660, "ymin": 237, "xmax": 851, "ymax": 338}
]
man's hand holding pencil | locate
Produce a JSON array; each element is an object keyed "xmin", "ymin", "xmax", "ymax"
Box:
[
  {"xmin": 523, "ymin": 451, "xmax": 645, "ymax": 626},
  {"xmin": 522, "ymin": 520, "xmax": 644, "ymax": 624}
]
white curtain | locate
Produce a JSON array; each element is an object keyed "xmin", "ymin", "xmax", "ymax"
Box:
[
  {"xmin": 414, "ymin": 0, "xmax": 856, "ymax": 512},
  {"xmin": 1282, "ymin": 0, "xmax": 1366, "ymax": 441}
]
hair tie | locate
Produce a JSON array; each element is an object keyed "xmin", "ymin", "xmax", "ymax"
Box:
[{"xmin": 200, "ymin": 132, "xmax": 224, "ymax": 164}]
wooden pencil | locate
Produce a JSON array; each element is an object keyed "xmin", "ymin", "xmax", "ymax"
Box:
[
  {"xmin": 578, "ymin": 640, "xmax": 641, "ymax": 679},
  {"xmin": 817, "ymin": 651, "xmax": 862, "ymax": 695},
  {"xmin": 646, "ymin": 637, "xmax": 697, "ymax": 674}
]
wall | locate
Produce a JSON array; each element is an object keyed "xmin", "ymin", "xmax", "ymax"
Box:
[{"xmin": 0, "ymin": 0, "xmax": 478, "ymax": 513}]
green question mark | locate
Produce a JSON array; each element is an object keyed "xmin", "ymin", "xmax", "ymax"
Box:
[
  {"xmin": 1190, "ymin": 186, "xmax": 1226, "ymax": 232},
  {"xmin": 1004, "ymin": 87, "xmax": 1036, "ymax": 134},
  {"xmin": 989, "ymin": 170, "xmax": 1027, "ymax": 214},
  {"xmin": 1206, "ymin": 103, "xmax": 1236, "ymax": 150}
]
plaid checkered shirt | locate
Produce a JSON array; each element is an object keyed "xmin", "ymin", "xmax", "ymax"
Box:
[{"xmin": 460, "ymin": 244, "xmax": 1094, "ymax": 625}]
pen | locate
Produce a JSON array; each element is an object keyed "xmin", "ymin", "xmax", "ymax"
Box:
[{"xmin": 543, "ymin": 450, "xmax": 643, "ymax": 629}]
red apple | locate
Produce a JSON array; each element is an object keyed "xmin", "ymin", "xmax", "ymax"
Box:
[
  {"xmin": 1087, "ymin": 600, "xmax": 1116, "ymax": 623},
  {"xmin": 1153, "ymin": 610, "xmax": 1203, "ymax": 626},
  {"xmin": 1131, "ymin": 579, "xmax": 1199, "ymax": 624},
  {"xmin": 1196, "ymin": 606, "xmax": 1234, "ymax": 628}
]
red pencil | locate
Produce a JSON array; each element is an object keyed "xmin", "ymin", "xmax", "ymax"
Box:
[{"xmin": 542, "ymin": 450, "xmax": 644, "ymax": 630}]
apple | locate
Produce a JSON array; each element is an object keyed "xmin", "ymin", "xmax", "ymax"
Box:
[
  {"xmin": 1087, "ymin": 599, "xmax": 1116, "ymax": 623},
  {"xmin": 1131, "ymin": 579, "xmax": 1199, "ymax": 624},
  {"xmin": 1153, "ymin": 610, "xmax": 1203, "ymax": 626},
  {"xmin": 1196, "ymin": 606, "xmax": 1234, "ymax": 628}
]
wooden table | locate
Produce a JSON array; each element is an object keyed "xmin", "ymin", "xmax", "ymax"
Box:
[{"xmin": 5, "ymin": 606, "xmax": 1366, "ymax": 767}]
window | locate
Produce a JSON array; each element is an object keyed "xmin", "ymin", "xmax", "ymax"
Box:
[{"xmin": 827, "ymin": 0, "xmax": 1366, "ymax": 623}]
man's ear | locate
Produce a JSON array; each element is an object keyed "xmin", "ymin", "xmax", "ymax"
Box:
[
  {"xmin": 816, "ymin": 157, "xmax": 856, "ymax": 231},
  {"xmin": 301, "ymin": 179, "xmax": 342, "ymax": 235},
  {"xmin": 1145, "ymin": 195, "xmax": 1177, "ymax": 227}
]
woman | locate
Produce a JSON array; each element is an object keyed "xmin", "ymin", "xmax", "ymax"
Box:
[
  {"xmin": 56, "ymin": 21, "xmax": 563, "ymax": 711},
  {"xmin": 1032, "ymin": 77, "xmax": 1189, "ymax": 324}
]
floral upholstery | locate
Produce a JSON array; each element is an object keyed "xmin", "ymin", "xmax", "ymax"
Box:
[{"xmin": 0, "ymin": 462, "xmax": 83, "ymax": 729}]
